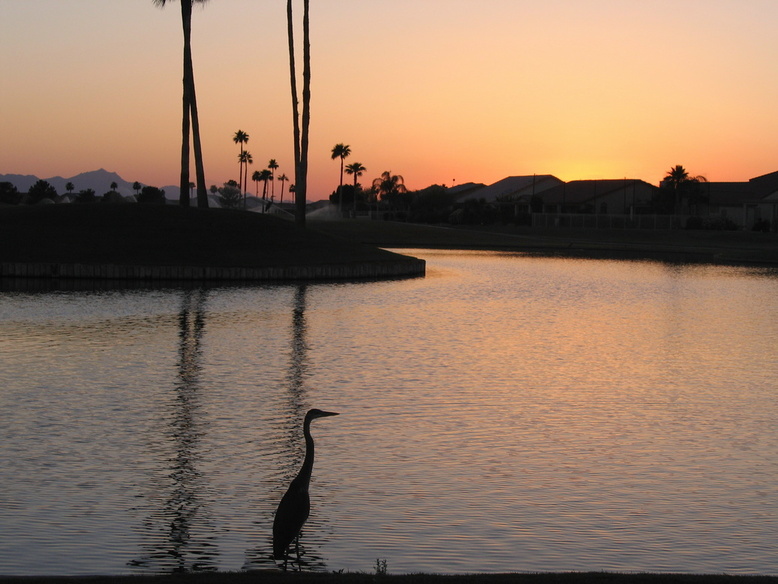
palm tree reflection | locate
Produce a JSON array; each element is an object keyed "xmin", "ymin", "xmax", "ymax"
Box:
[{"xmin": 129, "ymin": 288, "xmax": 219, "ymax": 573}]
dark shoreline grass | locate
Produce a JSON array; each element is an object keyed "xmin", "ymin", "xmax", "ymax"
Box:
[
  {"xmin": 310, "ymin": 220, "xmax": 778, "ymax": 266},
  {"xmin": 1, "ymin": 205, "xmax": 776, "ymax": 270},
  {"xmin": 1, "ymin": 572, "xmax": 777, "ymax": 584}
]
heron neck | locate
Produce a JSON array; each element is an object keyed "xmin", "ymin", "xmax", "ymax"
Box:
[{"xmin": 297, "ymin": 418, "xmax": 316, "ymax": 484}]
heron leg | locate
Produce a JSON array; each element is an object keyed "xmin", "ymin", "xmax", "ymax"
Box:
[{"xmin": 295, "ymin": 535, "xmax": 301, "ymax": 571}]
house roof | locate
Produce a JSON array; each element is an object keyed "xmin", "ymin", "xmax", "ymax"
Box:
[
  {"xmin": 457, "ymin": 175, "xmax": 563, "ymax": 202},
  {"xmin": 539, "ymin": 179, "xmax": 656, "ymax": 205}
]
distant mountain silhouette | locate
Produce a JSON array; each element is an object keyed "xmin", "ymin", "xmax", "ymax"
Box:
[{"xmin": 0, "ymin": 169, "xmax": 179, "ymax": 199}]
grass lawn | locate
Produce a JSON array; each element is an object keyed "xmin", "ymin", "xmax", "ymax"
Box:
[{"xmin": 0, "ymin": 205, "xmax": 408, "ymax": 268}]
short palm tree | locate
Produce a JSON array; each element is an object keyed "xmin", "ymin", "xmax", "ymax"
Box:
[
  {"xmin": 331, "ymin": 143, "xmax": 351, "ymax": 213},
  {"xmin": 66, "ymin": 182, "xmax": 75, "ymax": 195},
  {"xmin": 372, "ymin": 171, "xmax": 407, "ymax": 199},
  {"xmin": 132, "ymin": 181, "xmax": 142, "ymax": 196},
  {"xmin": 153, "ymin": 0, "xmax": 209, "ymax": 208}
]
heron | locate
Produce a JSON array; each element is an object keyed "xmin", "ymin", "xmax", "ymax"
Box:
[{"xmin": 272, "ymin": 408, "xmax": 339, "ymax": 570}]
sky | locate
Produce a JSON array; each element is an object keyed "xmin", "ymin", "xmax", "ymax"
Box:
[{"xmin": 2, "ymin": 0, "xmax": 778, "ymax": 200}]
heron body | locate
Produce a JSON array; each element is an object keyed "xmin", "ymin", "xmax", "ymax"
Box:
[{"xmin": 272, "ymin": 408, "xmax": 339, "ymax": 569}]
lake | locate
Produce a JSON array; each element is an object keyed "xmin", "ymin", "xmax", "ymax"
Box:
[{"xmin": 1, "ymin": 250, "xmax": 777, "ymax": 575}]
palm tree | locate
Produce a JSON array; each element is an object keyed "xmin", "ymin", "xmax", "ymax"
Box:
[
  {"xmin": 133, "ymin": 181, "xmax": 142, "ymax": 196},
  {"xmin": 259, "ymin": 169, "xmax": 273, "ymax": 200},
  {"xmin": 66, "ymin": 182, "xmax": 75, "ymax": 196},
  {"xmin": 277, "ymin": 173, "xmax": 289, "ymax": 204},
  {"xmin": 240, "ymin": 151, "xmax": 253, "ymax": 206},
  {"xmin": 233, "ymin": 129, "xmax": 249, "ymax": 195},
  {"xmin": 664, "ymin": 165, "xmax": 706, "ymax": 215},
  {"xmin": 153, "ymin": 0, "xmax": 209, "ymax": 208},
  {"xmin": 372, "ymin": 171, "xmax": 407, "ymax": 199},
  {"xmin": 268, "ymin": 159, "xmax": 279, "ymax": 201},
  {"xmin": 345, "ymin": 161, "xmax": 366, "ymax": 214},
  {"xmin": 331, "ymin": 143, "xmax": 351, "ymax": 214},
  {"xmin": 252, "ymin": 170, "xmax": 262, "ymax": 199},
  {"xmin": 287, "ymin": 0, "xmax": 311, "ymax": 227}
]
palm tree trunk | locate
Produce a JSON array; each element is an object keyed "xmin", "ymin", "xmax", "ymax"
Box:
[
  {"xmin": 287, "ymin": 0, "xmax": 303, "ymax": 226},
  {"xmin": 299, "ymin": 0, "xmax": 311, "ymax": 227},
  {"xmin": 179, "ymin": 0, "xmax": 193, "ymax": 207}
]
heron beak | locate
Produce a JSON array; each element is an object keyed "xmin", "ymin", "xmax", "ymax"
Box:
[{"xmin": 319, "ymin": 410, "xmax": 339, "ymax": 417}]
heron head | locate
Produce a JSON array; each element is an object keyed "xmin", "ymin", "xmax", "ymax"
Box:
[{"xmin": 306, "ymin": 408, "xmax": 339, "ymax": 422}]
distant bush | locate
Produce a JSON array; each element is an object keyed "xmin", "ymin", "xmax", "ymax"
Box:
[
  {"xmin": 218, "ymin": 181, "xmax": 242, "ymax": 209},
  {"xmin": 0, "ymin": 181, "xmax": 20, "ymax": 205},
  {"xmin": 76, "ymin": 189, "xmax": 97, "ymax": 204},
  {"xmin": 138, "ymin": 186, "xmax": 166, "ymax": 205},
  {"xmin": 687, "ymin": 215, "xmax": 738, "ymax": 231},
  {"xmin": 27, "ymin": 180, "xmax": 58, "ymax": 204}
]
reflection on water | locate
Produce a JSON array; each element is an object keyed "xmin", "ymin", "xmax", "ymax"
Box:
[
  {"xmin": 1, "ymin": 253, "xmax": 777, "ymax": 576},
  {"xmin": 129, "ymin": 289, "xmax": 219, "ymax": 572}
]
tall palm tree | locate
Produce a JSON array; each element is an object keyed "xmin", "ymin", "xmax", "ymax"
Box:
[
  {"xmin": 345, "ymin": 161, "xmax": 366, "ymax": 214},
  {"xmin": 331, "ymin": 143, "xmax": 351, "ymax": 214},
  {"xmin": 259, "ymin": 169, "xmax": 273, "ymax": 200},
  {"xmin": 242, "ymin": 150, "xmax": 253, "ymax": 204},
  {"xmin": 268, "ymin": 159, "xmax": 279, "ymax": 201},
  {"xmin": 233, "ymin": 129, "xmax": 249, "ymax": 195},
  {"xmin": 252, "ymin": 170, "xmax": 262, "ymax": 198},
  {"xmin": 153, "ymin": 0, "xmax": 209, "ymax": 208},
  {"xmin": 287, "ymin": 0, "xmax": 311, "ymax": 227},
  {"xmin": 277, "ymin": 173, "xmax": 289, "ymax": 204}
]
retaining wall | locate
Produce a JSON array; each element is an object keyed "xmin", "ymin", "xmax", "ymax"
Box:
[{"xmin": 0, "ymin": 259, "xmax": 426, "ymax": 282}]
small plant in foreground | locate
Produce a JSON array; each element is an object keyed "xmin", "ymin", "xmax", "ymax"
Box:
[{"xmin": 374, "ymin": 558, "xmax": 388, "ymax": 575}]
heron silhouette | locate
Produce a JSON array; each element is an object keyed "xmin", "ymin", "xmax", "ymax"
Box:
[{"xmin": 272, "ymin": 408, "xmax": 339, "ymax": 570}]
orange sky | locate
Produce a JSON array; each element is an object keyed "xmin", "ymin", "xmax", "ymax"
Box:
[{"xmin": 2, "ymin": 0, "xmax": 778, "ymax": 200}]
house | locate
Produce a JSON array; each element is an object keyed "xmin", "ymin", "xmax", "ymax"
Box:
[
  {"xmin": 696, "ymin": 171, "xmax": 778, "ymax": 229},
  {"xmin": 456, "ymin": 175, "xmax": 563, "ymax": 204},
  {"xmin": 536, "ymin": 179, "xmax": 658, "ymax": 214}
]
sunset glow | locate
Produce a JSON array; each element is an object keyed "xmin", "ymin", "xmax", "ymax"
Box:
[{"xmin": 2, "ymin": 0, "xmax": 778, "ymax": 199}]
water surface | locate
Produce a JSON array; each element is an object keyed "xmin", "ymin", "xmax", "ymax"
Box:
[{"xmin": 1, "ymin": 251, "xmax": 777, "ymax": 575}]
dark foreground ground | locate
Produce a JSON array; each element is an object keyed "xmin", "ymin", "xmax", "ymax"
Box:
[
  {"xmin": 1, "ymin": 571, "xmax": 777, "ymax": 584},
  {"xmin": 1, "ymin": 204, "xmax": 776, "ymax": 269}
]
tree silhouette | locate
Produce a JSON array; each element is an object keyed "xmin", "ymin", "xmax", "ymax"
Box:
[
  {"xmin": 233, "ymin": 129, "xmax": 249, "ymax": 195},
  {"xmin": 277, "ymin": 173, "xmax": 289, "ymax": 204},
  {"xmin": 268, "ymin": 159, "xmax": 279, "ymax": 201},
  {"xmin": 110, "ymin": 181, "xmax": 118, "ymax": 192},
  {"xmin": 331, "ymin": 143, "xmax": 351, "ymax": 214},
  {"xmin": 287, "ymin": 0, "xmax": 311, "ymax": 226},
  {"xmin": 663, "ymin": 165, "xmax": 707, "ymax": 215},
  {"xmin": 372, "ymin": 171, "xmax": 407, "ymax": 199},
  {"xmin": 153, "ymin": 0, "xmax": 209, "ymax": 208},
  {"xmin": 252, "ymin": 170, "xmax": 262, "ymax": 198},
  {"xmin": 27, "ymin": 180, "xmax": 57, "ymax": 204},
  {"xmin": 133, "ymin": 181, "xmax": 142, "ymax": 196},
  {"xmin": 241, "ymin": 150, "xmax": 253, "ymax": 203},
  {"xmin": 66, "ymin": 182, "xmax": 75, "ymax": 196},
  {"xmin": 345, "ymin": 161, "xmax": 366, "ymax": 213}
]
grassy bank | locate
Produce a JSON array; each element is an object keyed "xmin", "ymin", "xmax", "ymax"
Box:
[
  {"xmin": 0, "ymin": 205, "xmax": 408, "ymax": 268},
  {"xmin": 1, "ymin": 205, "xmax": 776, "ymax": 269},
  {"xmin": 310, "ymin": 220, "xmax": 778, "ymax": 266}
]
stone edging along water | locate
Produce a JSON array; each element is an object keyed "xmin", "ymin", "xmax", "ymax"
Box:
[{"xmin": 0, "ymin": 258, "xmax": 426, "ymax": 282}]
